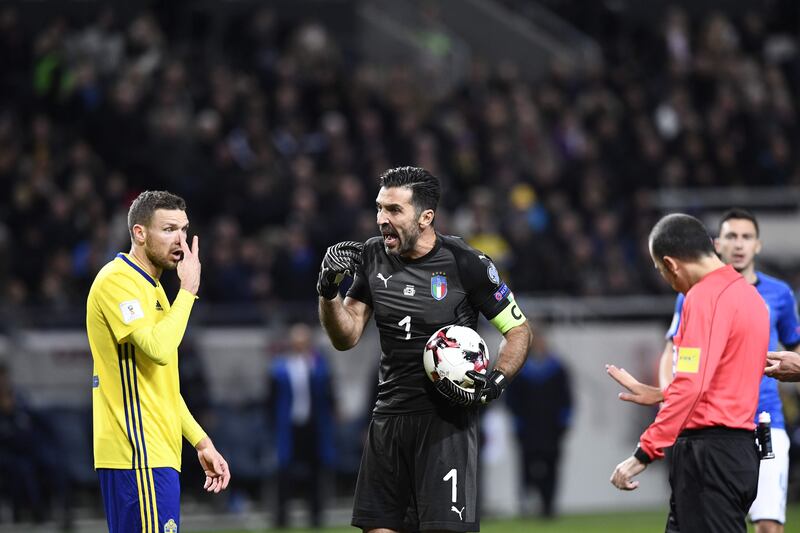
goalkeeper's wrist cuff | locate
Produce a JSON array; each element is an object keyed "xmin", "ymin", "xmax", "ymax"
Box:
[
  {"xmin": 634, "ymin": 445, "xmax": 652, "ymax": 464},
  {"xmin": 490, "ymin": 369, "xmax": 507, "ymax": 386}
]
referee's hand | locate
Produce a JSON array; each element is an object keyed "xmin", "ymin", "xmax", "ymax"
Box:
[
  {"xmin": 611, "ymin": 455, "xmax": 647, "ymax": 491},
  {"xmin": 606, "ymin": 364, "xmax": 664, "ymax": 406}
]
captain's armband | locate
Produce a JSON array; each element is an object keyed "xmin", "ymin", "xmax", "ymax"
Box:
[{"xmin": 489, "ymin": 295, "xmax": 527, "ymax": 334}]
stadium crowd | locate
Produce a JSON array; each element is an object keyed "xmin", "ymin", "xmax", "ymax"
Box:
[
  {"xmin": 0, "ymin": 2, "xmax": 798, "ymax": 315},
  {"xmin": 0, "ymin": 0, "xmax": 799, "ymax": 528}
]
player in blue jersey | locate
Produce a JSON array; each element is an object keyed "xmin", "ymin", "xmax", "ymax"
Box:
[{"xmin": 661, "ymin": 208, "xmax": 799, "ymax": 533}]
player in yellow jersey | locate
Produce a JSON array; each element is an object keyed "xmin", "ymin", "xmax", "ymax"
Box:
[{"xmin": 86, "ymin": 191, "xmax": 230, "ymax": 533}]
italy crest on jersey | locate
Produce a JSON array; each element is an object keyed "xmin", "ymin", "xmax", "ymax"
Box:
[{"xmin": 431, "ymin": 273, "xmax": 447, "ymax": 301}]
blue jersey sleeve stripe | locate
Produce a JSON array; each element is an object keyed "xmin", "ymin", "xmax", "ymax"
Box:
[
  {"xmin": 131, "ymin": 346, "xmax": 158, "ymax": 532},
  {"xmin": 122, "ymin": 344, "xmax": 144, "ymax": 470},
  {"xmin": 122, "ymin": 343, "xmax": 153, "ymax": 533},
  {"xmin": 117, "ymin": 344, "xmax": 137, "ymax": 469},
  {"xmin": 130, "ymin": 346, "xmax": 151, "ymax": 469},
  {"xmin": 120, "ymin": 343, "xmax": 154, "ymax": 532}
]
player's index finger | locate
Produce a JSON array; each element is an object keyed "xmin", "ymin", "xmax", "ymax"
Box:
[
  {"xmin": 606, "ymin": 364, "xmax": 627, "ymax": 381},
  {"xmin": 179, "ymin": 230, "xmax": 190, "ymax": 251},
  {"xmin": 192, "ymin": 235, "xmax": 199, "ymax": 256},
  {"xmin": 609, "ymin": 367, "xmax": 637, "ymax": 389}
]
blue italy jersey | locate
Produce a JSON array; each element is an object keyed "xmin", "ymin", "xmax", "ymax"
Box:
[{"xmin": 666, "ymin": 272, "xmax": 800, "ymax": 430}]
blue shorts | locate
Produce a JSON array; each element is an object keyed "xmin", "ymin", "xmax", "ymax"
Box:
[{"xmin": 98, "ymin": 467, "xmax": 180, "ymax": 533}]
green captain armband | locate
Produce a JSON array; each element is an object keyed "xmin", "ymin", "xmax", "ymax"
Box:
[{"xmin": 489, "ymin": 295, "xmax": 527, "ymax": 334}]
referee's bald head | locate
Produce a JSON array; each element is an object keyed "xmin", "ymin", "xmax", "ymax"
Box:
[{"xmin": 649, "ymin": 214, "xmax": 715, "ymax": 263}]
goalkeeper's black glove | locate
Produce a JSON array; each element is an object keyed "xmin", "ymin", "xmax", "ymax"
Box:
[
  {"xmin": 434, "ymin": 377, "xmax": 478, "ymax": 407},
  {"xmin": 466, "ymin": 369, "xmax": 508, "ymax": 405},
  {"xmin": 317, "ymin": 241, "xmax": 364, "ymax": 300},
  {"xmin": 434, "ymin": 369, "xmax": 509, "ymax": 407}
]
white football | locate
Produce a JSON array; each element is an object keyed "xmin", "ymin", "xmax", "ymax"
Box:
[{"xmin": 423, "ymin": 325, "xmax": 490, "ymax": 392}]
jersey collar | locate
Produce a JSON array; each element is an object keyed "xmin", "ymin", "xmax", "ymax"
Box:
[{"xmin": 116, "ymin": 253, "xmax": 157, "ymax": 287}]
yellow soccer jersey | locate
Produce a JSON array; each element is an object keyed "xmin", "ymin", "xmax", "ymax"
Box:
[{"xmin": 86, "ymin": 253, "xmax": 206, "ymax": 470}]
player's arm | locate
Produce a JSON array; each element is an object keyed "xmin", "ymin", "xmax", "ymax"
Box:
[
  {"xmin": 319, "ymin": 296, "xmax": 372, "ymax": 351},
  {"xmin": 493, "ymin": 322, "xmax": 532, "ymax": 379},
  {"xmin": 317, "ymin": 241, "xmax": 370, "ymax": 350},
  {"xmin": 126, "ymin": 234, "xmax": 201, "ymax": 365},
  {"xmin": 126, "ymin": 290, "xmax": 196, "ymax": 365},
  {"xmin": 459, "ymin": 319, "xmax": 531, "ymax": 403},
  {"xmin": 776, "ymin": 286, "xmax": 800, "ymax": 353},
  {"xmin": 659, "ymin": 294, "xmax": 684, "ymax": 389},
  {"xmin": 461, "ymin": 252, "xmax": 532, "ymax": 404},
  {"xmin": 765, "ymin": 290, "xmax": 800, "ymax": 379},
  {"xmin": 658, "ymin": 340, "xmax": 674, "ymax": 390},
  {"xmin": 179, "ymin": 394, "xmax": 207, "ymax": 446}
]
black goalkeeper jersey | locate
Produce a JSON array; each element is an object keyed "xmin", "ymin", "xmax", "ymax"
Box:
[{"xmin": 347, "ymin": 233, "xmax": 519, "ymax": 415}]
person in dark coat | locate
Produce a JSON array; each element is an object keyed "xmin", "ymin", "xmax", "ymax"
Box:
[
  {"xmin": 267, "ymin": 322, "xmax": 336, "ymax": 528},
  {"xmin": 505, "ymin": 327, "xmax": 573, "ymax": 518}
]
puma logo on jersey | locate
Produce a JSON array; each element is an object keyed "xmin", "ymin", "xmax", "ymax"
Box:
[
  {"xmin": 377, "ymin": 273, "xmax": 393, "ymax": 288},
  {"xmin": 451, "ymin": 506, "xmax": 465, "ymax": 520},
  {"xmin": 155, "ymin": 300, "xmax": 164, "ymax": 311}
]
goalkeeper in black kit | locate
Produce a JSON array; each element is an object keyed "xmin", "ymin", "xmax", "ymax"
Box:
[{"xmin": 317, "ymin": 166, "xmax": 531, "ymax": 532}]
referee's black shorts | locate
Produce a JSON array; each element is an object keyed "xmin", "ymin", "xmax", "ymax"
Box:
[
  {"xmin": 666, "ymin": 427, "xmax": 759, "ymax": 533},
  {"xmin": 352, "ymin": 408, "xmax": 479, "ymax": 532}
]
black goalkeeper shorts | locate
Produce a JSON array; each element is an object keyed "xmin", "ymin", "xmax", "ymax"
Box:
[{"xmin": 352, "ymin": 408, "xmax": 479, "ymax": 532}]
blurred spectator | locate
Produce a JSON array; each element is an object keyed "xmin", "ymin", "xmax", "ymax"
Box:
[
  {"xmin": 505, "ymin": 328, "xmax": 573, "ymax": 518},
  {"xmin": 0, "ymin": 364, "xmax": 66, "ymax": 525},
  {"xmin": 178, "ymin": 340, "xmax": 213, "ymax": 501},
  {"xmin": 266, "ymin": 323, "xmax": 336, "ymax": 528}
]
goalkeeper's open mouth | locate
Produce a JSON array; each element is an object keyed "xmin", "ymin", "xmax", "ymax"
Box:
[{"xmin": 381, "ymin": 229, "xmax": 399, "ymax": 247}]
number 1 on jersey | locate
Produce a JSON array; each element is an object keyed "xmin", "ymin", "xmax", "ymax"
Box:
[
  {"xmin": 443, "ymin": 468, "xmax": 457, "ymax": 503},
  {"xmin": 398, "ymin": 315, "xmax": 411, "ymax": 340}
]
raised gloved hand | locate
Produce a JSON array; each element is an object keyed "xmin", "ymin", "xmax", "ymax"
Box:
[
  {"xmin": 466, "ymin": 369, "xmax": 508, "ymax": 405},
  {"xmin": 317, "ymin": 241, "xmax": 364, "ymax": 300}
]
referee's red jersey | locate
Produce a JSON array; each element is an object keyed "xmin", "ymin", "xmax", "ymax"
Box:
[{"xmin": 640, "ymin": 264, "xmax": 769, "ymax": 461}]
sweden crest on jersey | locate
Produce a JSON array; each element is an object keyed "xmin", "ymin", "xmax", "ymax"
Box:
[
  {"xmin": 431, "ymin": 273, "xmax": 447, "ymax": 300},
  {"xmin": 164, "ymin": 518, "xmax": 178, "ymax": 533}
]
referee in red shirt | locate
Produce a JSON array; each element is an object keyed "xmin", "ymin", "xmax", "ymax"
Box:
[{"xmin": 610, "ymin": 214, "xmax": 769, "ymax": 533}]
